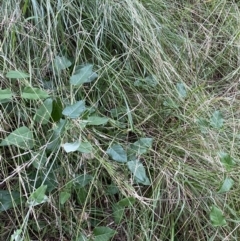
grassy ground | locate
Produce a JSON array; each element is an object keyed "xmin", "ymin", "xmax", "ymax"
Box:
[{"xmin": 1, "ymin": 0, "xmax": 240, "ymax": 240}]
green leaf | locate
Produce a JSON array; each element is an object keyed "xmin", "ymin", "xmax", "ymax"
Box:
[
  {"xmin": 107, "ymin": 144, "xmax": 127, "ymax": 163},
  {"xmin": 47, "ymin": 119, "xmax": 67, "ymax": 151},
  {"xmin": 134, "ymin": 75, "xmax": 157, "ymax": 88},
  {"xmin": 75, "ymin": 233, "xmax": 88, "ymax": 241},
  {"xmin": 10, "ymin": 229, "xmax": 22, "ymax": 241},
  {"xmin": 0, "ymin": 190, "xmax": 21, "ymax": 212},
  {"xmin": 34, "ymin": 98, "xmax": 53, "ymax": 124},
  {"xmin": 127, "ymin": 160, "xmax": 150, "ymax": 185},
  {"xmin": 51, "ymin": 98, "xmax": 63, "ymax": 122},
  {"xmin": 218, "ymin": 178, "xmax": 234, "ymax": 193},
  {"xmin": 112, "ymin": 204, "xmax": 125, "ymax": 224},
  {"xmin": 218, "ymin": 152, "xmax": 235, "ymax": 171},
  {"xmin": 63, "ymin": 141, "xmax": 80, "ymax": 153},
  {"xmin": 27, "ymin": 185, "xmax": 48, "ymax": 207},
  {"xmin": 70, "ymin": 64, "xmax": 98, "ymax": 86},
  {"xmin": 77, "ymin": 141, "xmax": 93, "ymax": 153},
  {"xmin": 93, "ymin": 226, "xmax": 116, "ymax": 241},
  {"xmin": 54, "ymin": 56, "xmax": 72, "ymax": 71},
  {"xmin": 59, "ymin": 192, "xmax": 71, "ymax": 205},
  {"xmin": 197, "ymin": 118, "xmax": 209, "ymax": 134},
  {"xmin": 21, "ymin": 87, "xmax": 49, "ymax": 100},
  {"xmin": 210, "ymin": 206, "xmax": 227, "ymax": 227},
  {"xmin": 0, "ymin": 88, "xmax": 13, "ymax": 100},
  {"xmin": 176, "ymin": 82, "xmax": 187, "ymax": 98},
  {"xmin": 0, "ymin": 126, "xmax": 34, "ymax": 149},
  {"xmin": 87, "ymin": 116, "xmax": 109, "ymax": 126},
  {"xmin": 31, "ymin": 150, "xmax": 47, "ymax": 169},
  {"xmin": 210, "ymin": 110, "xmax": 224, "ymax": 129},
  {"xmin": 6, "ymin": 70, "xmax": 30, "ymax": 79},
  {"xmin": 73, "ymin": 174, "xmax": 93, "ymax": 188},
  {"xmin": 62, "ymin": 101, "xmax": 86, "ymax": 119},
  {"xmin": 128, "ymin": 138, "xmax": 153, "ymax": 158},
  {"xmin": 118, "ymin": 197, "xmax": 135, "ymax": 207}
]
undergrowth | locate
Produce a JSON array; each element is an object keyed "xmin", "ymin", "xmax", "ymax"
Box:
[{"xmin": 1, "ymin": 0, "xmax": 240, "ymax": 240}]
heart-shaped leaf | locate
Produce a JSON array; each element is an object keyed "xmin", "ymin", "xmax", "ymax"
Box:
[
  {"xmin": 0, "ymin": 88, "xmax": 13, "ymax": 100},
  {"xmin": 70, "ymin": 64, "xmax": 98, "ymax": 86},
  {"xmin": 218, "ymin": 152, "xmax": 235, "ymax": 171},
  {"xmin": 176, "ymin": 82, "xmax": 187, "ymax": 98},
  {"xmin": 73, "ymin": 174, "xmax": 93, "ymax": 188},
  {"xmin": 210, "ymin": 110, "xmax": 224, "ymax": 129},
  {"xmin": 0, "ymin": 190, "xmax": 21, "ymax": 212},
  {"xmin": 93, "ymin": 226, "xmax": 116, "ymax": 241},
  {"xmin": 54, "ymin": 56, "xmax": 72, "ymax": 71},
  {"xmin": 218, "ymin": 177, "xmax": 234, "ymax": 193},
  {"xmin": 63, "ymin": 141, "xmax": 80, "ymax": 153},
  {"xmin": 107, "ymin": 144, "xmax": 127, "ymax": 163},
  {"xmin": 21, "ymin": 87, "xmax": 49, "ymax": 100},
  {"xmin": 210, "ymin": 206, "xmax": 227, "ymax": 227},
  {"xmin": 34, "ymin": 98, "xmax": 53, "ymax": 124},
  {"xmin": 77, "ymin": 141, "xmax": 93, "ymax": 153},
  {"xmin": 0, "ymin": 126, "xmax": 34, "ymax": 149},
  {"xmin": 27, "ymin": 185, "xmax": 48, "ymax": 207},
  {"xmin": 87, "ymin": 116, "xmax": 109, "ymax": 126},
  {"xmin": 59, "ymin": 191, "xmax": 71, "ymax": 205},
  {"xmin": 6, "ymin": 70, "xmax": 30, "ymax": 79},
  {"xmin": 62, "ymin": 101, "xmax": 86, "ymax": 119},
  {"xmin": 127, "ymin": 160, "xmax": 150, "ymax": 185}
]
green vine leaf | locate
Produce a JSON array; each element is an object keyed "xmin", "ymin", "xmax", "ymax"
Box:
[
  {"xmin": 70, "ymin": 64, "xmax": 98, "ymax": 86},
  {"xmin": 0, "ymin": 126, "xmax": 34, "ymax": 149},
  {"xmin": 62, "ymin": 101, "xmax": 86, "ymax": 119},
  {"xmin": 107, "ymin": 144, "xmax": 127, "ymax": 163}
]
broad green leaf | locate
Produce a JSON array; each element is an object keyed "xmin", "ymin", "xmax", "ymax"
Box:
[
  {"xmin": 59, "ymin": 192, "xmax": 71, "ymax": 205},
  {"xmin": 75, "ymin": 233, "xmax": 88, "ymax": 241},
  {"xmin": 127, "ymin": 160, "xmax": 150, "ymax": 185},
  {"xmin": 77, "ymin": 141, "xmax": 93, "ymax": 153},
  {"xmin": 10, "ymin": 229, "xmax": 22, "ymax": 241},
  {"xmin": 0, "ymin": 88, "xmax": 13, "ymax": 100},
  {"xmin": 218, "ymin": 178, "xmax": 234, "ymax": 193},
  {"xmin": 63, "ymin": 141, "xmax": 80, "ymax": 153},
  {"xmin": 70, "ymin": 64, "xmax": 98, "ymax": 86},
  {"xmin": 112, "ymin": 204, "xmax": 125, "ymax": 224},
  {"xmin": 107, "ymin": 144, "xmax": 127, "ymax": 163},
  {"xmin": 210, "ymin": 110, "xmax": 224, "ymax": 129},
  {"xmin": 197, "ymin": 118, "xmax": 209, "ymax": 134},
  {"xmin": 46, "ymin": 119, "xmax": 67, "ymax": 151},
  {"xmin": 34, "ymin": 98, "xmax": 53, "ymax": 124},
  {"xmin": 54, "ymin": 56, "xmax": 72, "ymax": 71},
  {"xmin": 210, "ymin": 206, "xmax": 227, "ymax": 227},
  {"xmin": 51, "ymin": 98, "xmax": 63, "ymax": 122},
  {"xmin": 163, "ymin": 98, "xmax": 179, "ymax": 109},
  {"xmin": 218, "ymin": 152, "xmax": 235, "ymax": 171},
  {"xmin": 106, "ymin": 184, "xmax": 119, "ymax": 195},
  {"xmin": 75, "ymin": 187, "xmax": 88, "ymax": 205},
  {"xmin": 176, "ymin": 82, "xmax": 187, "ymax": 98},
  {"xmin": 134, "ymin": 75, "xmax": 157, "ymax": 88},
  {"xmin": 73, "ymin": 174, "xmax": 93, "ymax": 188},
  {"xmin": 0, "ymin": 190, "xmax": 21, "ymax": 212},
  {"xmin": 87, "ymin": 116, "xmax": 109, "ymax": 126},
  {"xmin": 31, "ymin": 150, "xmax": 47, "ymax": 169},
  {"xmin": 6, "ymin": 70, "xmax": 30, "ymax": 79},
  {"xmin": 27, "ymin": 185, "xmax": 48, "ymax": 207},
  {"xmin": 62, "ymin": 101, "xmax": 86, "ymax": 119},
  {"xmin": 93, "ymin": 226, "xmax": 116, "ymax": 241},
  {"xmin": 0, "ymin": 126, "xmax": 34, "ymax": 149},
  {"xmin": 128, "ymin": 138, "xmax": 153, "ymax": 158},
  {"xmin": 21, "ymin": 87, "xmax": 49, "ymax": 100},
  {"xmin": 118, "ymin": 197, "xmax": 135, "ymax": 207}
]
